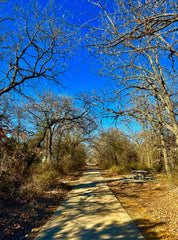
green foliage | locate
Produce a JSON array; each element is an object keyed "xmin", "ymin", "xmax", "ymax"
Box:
[{"xmin": 17, "ymin": 162, "xmax": 60, "ymax": 200}]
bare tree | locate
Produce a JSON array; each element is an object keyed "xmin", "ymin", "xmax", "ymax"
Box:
[
  {"xmin": 0, "ymin": 1, "xmax": 72, "ymax": 97},
  {"xmin": 27, "ymin": 92, "xmax": 97, "ymax": 161},
  {"xmin": 88, "ymin": 0, "xmax": 178, "ymax": 57},
  {"xmin": 86, "ymin": 0, "xmax": 178, "ymax": 146}
]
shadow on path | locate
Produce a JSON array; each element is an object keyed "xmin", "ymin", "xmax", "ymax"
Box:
[{"xmin": 35, "ymin": 165, "xmax": 145, "ymax": 240}]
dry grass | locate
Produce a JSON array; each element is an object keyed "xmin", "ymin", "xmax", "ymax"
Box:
[{"xmin": 101, "ymin": 169, "xmax": 178, "ymax": 240}]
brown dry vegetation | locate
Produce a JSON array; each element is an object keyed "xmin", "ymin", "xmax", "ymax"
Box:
[
  {"xmin": 101, "ymin": 169, "xmax": 178, "ymax": 240},
  {"xmin": 1, "ymin": 165, "xmax": 177, "ymax": 240},
  {"xmin": 0, "ymin": 168, "xmax": 85, "ymax": 240}
]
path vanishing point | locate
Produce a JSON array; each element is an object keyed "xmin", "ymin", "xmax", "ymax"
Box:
[{"xmin": 35, "ymin": 164, "xmax": 145, "ymax": 240}]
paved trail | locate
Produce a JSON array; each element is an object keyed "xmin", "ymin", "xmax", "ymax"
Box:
[{"xmin": 35, "ymin": 165, "xmax": 145, "ymax": 240}]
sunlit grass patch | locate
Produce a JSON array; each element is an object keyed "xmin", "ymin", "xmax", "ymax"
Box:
[{"xmin": 101, "ymin": 169, "xmax": 177, "ymax": 240}]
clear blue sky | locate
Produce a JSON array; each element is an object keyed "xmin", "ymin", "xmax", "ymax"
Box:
[
  {"xmin": 1, "ymin": 0, "xmax": 108, "ymax": 94},
  {"xmin": 1, "ymin": 0, "xmax": 141, "ymax": 135},
  {"xmin": 36, "ymin": 0, "xmax": 109, "ymax": 93},
  {"xmin": 33, "ymin": 0, "xmax": 112, "ymax": 95},
  {"xmin": 58, "ymin": 0, "xmax": 108, "ymax": 94}
]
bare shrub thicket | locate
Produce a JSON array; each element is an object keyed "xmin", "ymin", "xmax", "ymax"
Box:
[{"xmin": 93, "ymin": 128, "xmax": 139, "ymax": 173}]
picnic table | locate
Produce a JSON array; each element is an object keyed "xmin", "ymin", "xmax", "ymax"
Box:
[
  {"xmin": 131, "ymin": 169, "xmax": 155, "ymax": 180},
  {"xmin": 132, "ymin": 170, "xmax": 147, "ymax": 180}
]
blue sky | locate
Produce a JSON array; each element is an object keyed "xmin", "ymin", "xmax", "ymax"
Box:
[
  {"xmin": 1, "ymin": 0, "xmax": 106, "ymax": 93},
  {"xmin": 30, "ymin": 0, "xmax": 112, "ymax": 94},
  {"xmin": 1, "ymin": 0, "xmax": 142, "ymax": 135},
  {"xmin": 57, "ymin": 0, "xmax": 109, "ymax": 94},
  {"xmin": 1, "ymin": 0, "xmax": 177, "ymax": 141}
]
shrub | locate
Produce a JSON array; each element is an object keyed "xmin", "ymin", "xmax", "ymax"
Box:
[
  {"xmin": 57, "ymin": 153, "xmax": 86, "ymax": 175},
  {"xmin": 93, "ymin": 128, "xmax": 139, "ymax": 171},
  {"xmin": 0, "ymin": 172, "xmax": 21, "ymax": 200},
  {"xmin": 110, "ymin": 164, "xmax": 132, "ymax": 175},
  {"xmin": 32, "ymin": 162, "xmax": 59, "ymax": 191}
]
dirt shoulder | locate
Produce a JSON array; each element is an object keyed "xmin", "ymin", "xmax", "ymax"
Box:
[
  {"xmin": 100, "ymin": 169, "xmax": 178, "ymax": 240},
  {"xmin": 0, "ymin": 169, "xmax": 85, "ymax": 240}
]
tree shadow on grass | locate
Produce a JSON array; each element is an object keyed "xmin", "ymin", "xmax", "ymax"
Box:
[{"xmin": 134, "ymin": 218, "xmax": 168, "ymax": 240}]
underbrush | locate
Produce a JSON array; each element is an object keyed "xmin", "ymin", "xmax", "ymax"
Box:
[
  {"xmin": 169, "ymin": 176, "xmax": 178, "ymax": 186},
  {"xmin": 0, "ymin": 160, "xmax": 86, "ymax": 240},
  {"xmin": 0, "ymin": 171, "xmax": 21, "ymax": 200},
  {"xmin": 109, "ymin": 163, "xmax": 151, "ymax": 175},
  {"xmin": 0, "ymin": 160, "xmax": 85, "ymax": 202},
  {"xmin": 33, "ymin": 163, "xmax": 60, "ymax": 190},
  {"xmin": 18, "ymin": 163, "xmax": 60, "ymax": 199},
  {"xmin": 56, "ymin": 154, "xmax": 86, "ymax": 175},
  {"xmin": 109, "ymin": 165, "xmax": 130, "ymax": 175},
  {"xmin": 157, "ymin": 172, "xmax": 178, "ymax": 188}
]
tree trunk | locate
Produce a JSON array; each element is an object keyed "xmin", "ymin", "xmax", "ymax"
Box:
[
  {"xmin": 141, "ymin": 121, "xmax": 151, "ymax": 167},
  {"xmin": 49, "ymin": 128, "xmax": 53, "ymax": 162},
  {"xmin": 154, "ymin": 93, "xmax": 171, "ymax": 176},
  {"xmin": 164, "ymin": 94, "xmax": 178, "ymax": 147},
  {"xmin": 160, "ymin": 130, "xmax": 171, "ymax": 176},
  {"xmin": 115, "ymin": 155, "xmax": 118, "ymax": 165}
]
